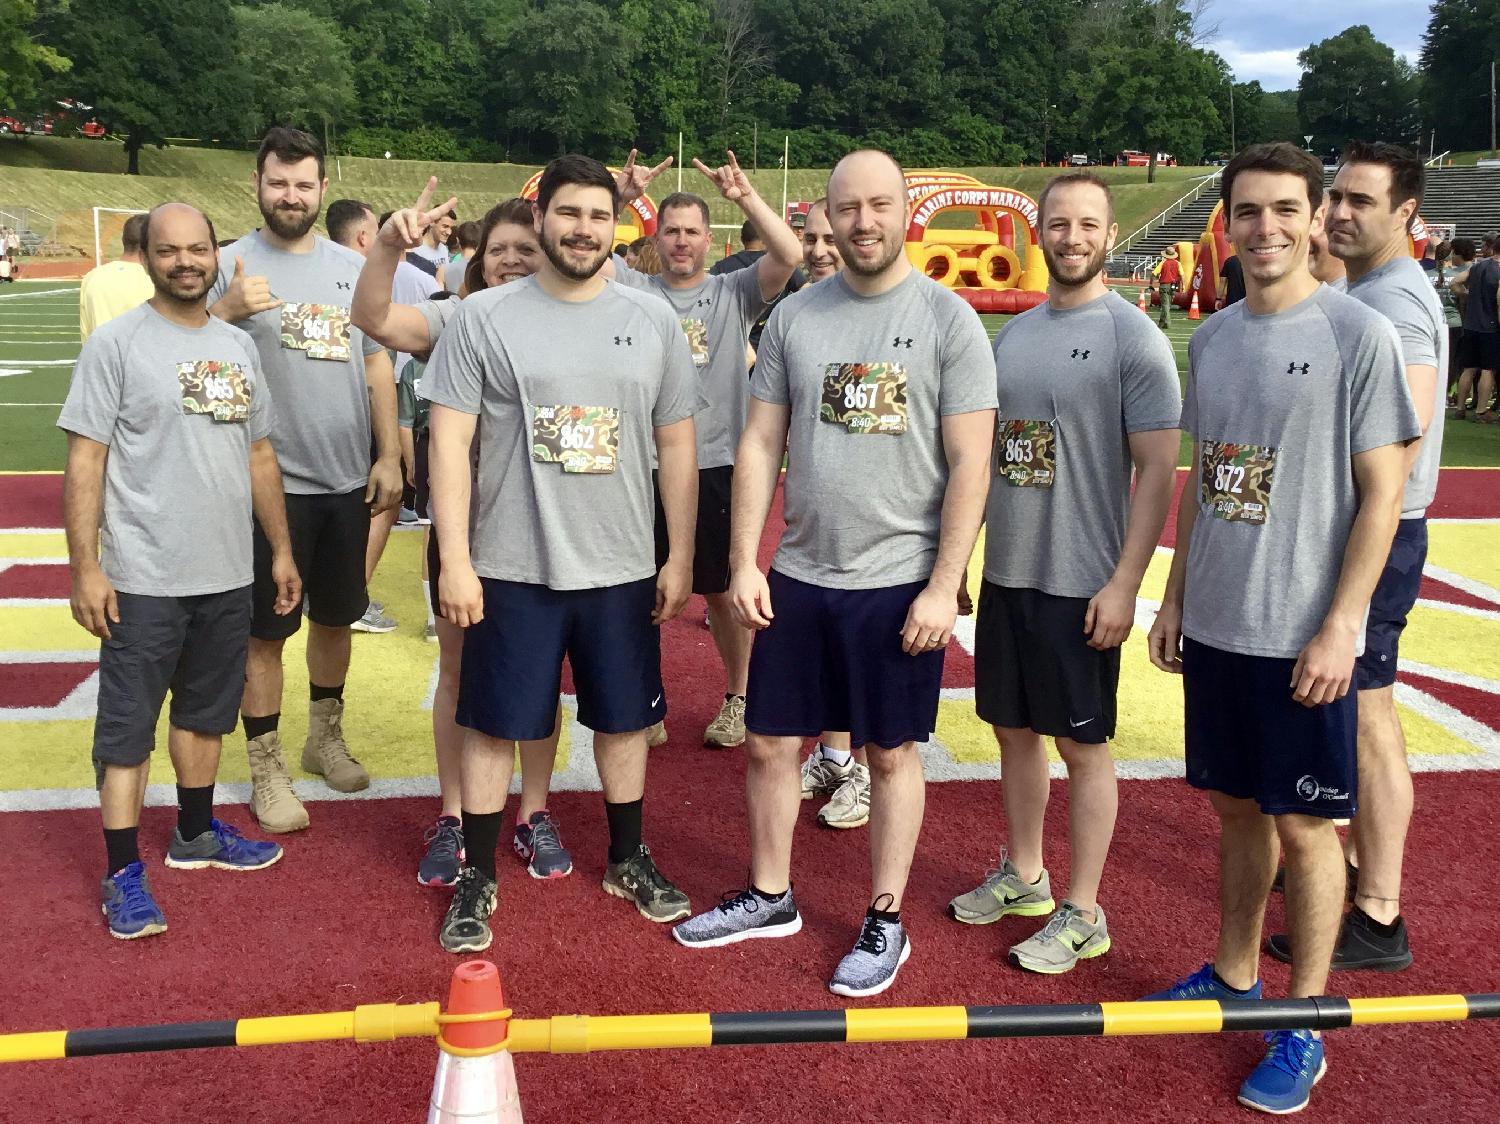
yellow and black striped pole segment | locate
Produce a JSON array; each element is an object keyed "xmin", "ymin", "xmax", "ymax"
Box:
[{"xmin": 3, "ymin": 995, "xmax": 1497, "ymax": 1064}]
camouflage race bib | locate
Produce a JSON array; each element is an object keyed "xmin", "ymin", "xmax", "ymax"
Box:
[
  {"xmin": 819, "ymin": 363, "xmax": 907, "ymax": 435},
  {"xmin": 177, "ymin": 360, "xmax": 251, "ymax": 423},
  {"xmin": 996, "ymin": 418, "xmax": 1055, "ymax": 487},
  {"xmin": 1201, "ymin": 440, "xmax": 1277, "ymax": 524},
  {"xmin": 280, "ymin": 302, "xmax": 352, "ymax": 362},
  {"xmin": 531, "ymin": 405, "xmax": 620, "ymax": 474},
  {"xmin": 680, "ymin": 318, "xmax": 709, "ymax": 367}
]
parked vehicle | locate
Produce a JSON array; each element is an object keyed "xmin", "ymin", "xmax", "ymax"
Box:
[
  {"xmin": 0, "ymin": 114, "xmax": 29, "ymax": 135},
  {"xmin": 1067, "ymin": 153, "xmax": 1092, "ymax": 166}
]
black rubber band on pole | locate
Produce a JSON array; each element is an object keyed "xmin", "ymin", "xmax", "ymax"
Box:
[
  {"xmin": 1465, "ymin": 994, "xmax": 1500, "ymax": 1020},
  {"xmin": 710, "ymin": 1011, "xmax": 847, "ymax": 1045},
  {"xmin": 966, "ymin": 1004, "xmax": 1103, "ymax": 1038},
  {"xmin": 67, "ymin": 1021, "xmax": 239, "ymax": 1057}
]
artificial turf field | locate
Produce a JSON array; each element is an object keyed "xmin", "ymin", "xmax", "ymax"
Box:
[{"xmin": 1, "ymin": 279, "xmax": 1499, "ymax": 1121}]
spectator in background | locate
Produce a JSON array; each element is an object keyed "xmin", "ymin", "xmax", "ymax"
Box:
[
  {"xmin": 633, "ymin": 239, "xmax": 663, "ymax": 275},
  {"xmin": 407, "ymin": 206, "xmax": 455, "ymax": 277},
  {"xmin": 0, "ymin": 248, "xmax": 12, "ymax": 284},
  {"xmin": 1308, "ymin": 226, "xmax": 1347, "ymax": 289},
  {"xmin": 1453, "ymin": 233, "xmax": 1499, "ymax": 421},
  {"xmin": 444, "ymin": 220, "xmax": 480, "ymax": 294},
  {"xmin": 80, "ymin": 213, "xmax": 154, "ymax": 338},
  {"xmin": 1154, "ymin": 246, "xmax": 1181, "ymax": 327},
  {"xmin": 624, "ymin": 236, "xmax": 649, "ymax": 271},
  {"xmin": 1419, "ymin": 239, "xmax": 1438, "ymax": 274},
  {"xmin": 711, "ymin": 219, "xmax": 766, "ymax": 275},
  {"xmin": 1216, "ymin": 252, "xmax": 1245, "ymax": 308},
  {"xmin": 1441, "ymin": 238, "xmax": 1474, "ymax": 403}
]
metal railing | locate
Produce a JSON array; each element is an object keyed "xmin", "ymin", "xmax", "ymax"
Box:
[
  {"xmin": 1110, "ymin": 172, "xmax": 1222, "ymax": 259},
  {"xmin": 1426, "ymin": 150, "xmax": 1451, "ymax": 167}
]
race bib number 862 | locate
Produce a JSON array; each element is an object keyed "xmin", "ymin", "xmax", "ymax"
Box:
[
  {"xmin": 1200, "ymin": 439, "xmax": 1277, "ymax": 524},
  {"xmin": 531, "ymin": 405, "xmax": 620, "ymax": 473}
]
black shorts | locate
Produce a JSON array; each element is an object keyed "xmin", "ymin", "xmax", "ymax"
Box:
[
  {"xmin": 1356, "ymin": 518, "xmax": 1427, "ymax": 691},
  {"xmin": 456, "ymin": 576, "xmax": 665, "ymax": 740},
  {"xmin": 654, "ymin": 465, "xmax": 731, "ymax": 595},
  {"xmin": 1458, "ymin": 330, "xmax": 1500, "ymax": 370},
  {"xmin": 974, "ymin": 581, "xmax": 1119, "ymax": 744},
  {"xmin": 414, "ymin": 428, "xmax": 431, "ymax": 520},
  {"xmin": 744, "ymin": 570, "xmax": 944, "ymax": 750},
  {"xmin": 252, "ymin": 489, "xmax": 370, "ymax": 640},
  {"xmin": 1183, "ymin": 637, "xmax": 1357, "ymax": 818},
  {"xmin": 92, "ymin": 587, "xmax": 252, "ymax": 769}
]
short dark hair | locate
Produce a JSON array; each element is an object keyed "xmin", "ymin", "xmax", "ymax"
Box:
[
  {"xmin": 1339, "ymin": 140, "xmax": 1424, "ymax": 220},
  {"xmin": 1451, "ymin": 237, "xmax": 1476, "ymax": 261},
  {"xmin": 739, "ymin": 219, "xmax": 761, "ymax": 245},
  {"xmin": 1488, "ymin": 231, "xmax": 1500, "ymax": 255},
  {"xmin": 456, "ymin": 221, "xmax": 481, "ymax": 251},
  {"xmin": 658, "ymin": 192, "xmax": 710, "ymax": 228},
  {"xmin": 325, "ymin": 198, "xmax": 373, "ymax": 247},
  {"xmin": 1221, "ymin": 142, "xmax": 1324, "ymax": 213},
  {"xmin": 377, "ymin": 211, "xmax": 394, "ymax": 228},
  {"xmin": 120, "ymin": 213, "xmax": 148, "ymax": 254},
  {"xmin": 535, "ymin": 154, "xmax": 617, "ymax": 218},
  {"xmin": 1038, "ymin": 171, "xmax": 1115, "ymax": 225},
  {"xmin": 256, "ymin": 126, "xmax": 325, "ymax": 179},
  {"xmin": 140, "ymin": 203, "xmax": 217, "ymax": 255}
]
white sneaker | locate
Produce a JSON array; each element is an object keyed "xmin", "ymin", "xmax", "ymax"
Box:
[
  {"xmin": 818, "ymin": 764, "xmax": 870, "ymax": 829},
  {"xmin": 799, "ymin": 749, "xmax": 853, "ymax": 800}
]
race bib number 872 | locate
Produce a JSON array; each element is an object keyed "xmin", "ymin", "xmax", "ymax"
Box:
[
  {"xmin": 1200, "ymin": 439, "xmax": 1277, "ymax": 524},
  {"xmin": 531, "ymin": 405, "xmax": 620, "ymax": 473},
  {"xmin": 819, "ymin": 362, "xmax": 907, "ymax": 435}
]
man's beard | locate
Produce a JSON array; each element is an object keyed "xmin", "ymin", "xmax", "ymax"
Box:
[
  {"xmin": 836, "ymin": 227, "xmax": 905, "ymax": 277},
  {"xmin": 1041, "ymin": 241, "xmax": 1107, "ymax": 288},
  {"xmin": 541, "ymin": 228, "xmax": 609, "ymax": 281},
  {"xmin": 146, "ymin": 259, "xmax": 218, "ymax": 304},
  {"xmin": 260, "ymin": 198, "xmax": 319, "ymax": 240}
]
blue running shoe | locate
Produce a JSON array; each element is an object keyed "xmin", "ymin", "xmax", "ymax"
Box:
[
  {"xmin": 165, "ymin": 819, "xmax": 283, "ymax": 871},
  {"xmin": 1238, "ymin": 1029, "xmax": 1326, "ymax": 1114},
  {"xmin": 513, "ymin": 811, "xmax": 573, "ymax": 880},
  {"xmin": 101, "ymin": 862, "xmax": 167, "ymax": 940},
  {"xmin": 1143, "ymin": 962, "xmax": 1262, "ymax": 1001}
]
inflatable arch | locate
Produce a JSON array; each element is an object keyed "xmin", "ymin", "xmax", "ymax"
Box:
[
  {"xmin": 902, "ymin": 174, "xmax": 1049, "ymax": 314},
  {"xmin": 518, "ymin": 169, "xmax": 658, "ymax": 246}
]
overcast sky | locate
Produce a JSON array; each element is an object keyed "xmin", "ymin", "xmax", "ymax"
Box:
[{"xmin": 1210, "ymin": 0, "xmax": 1424, "ymax": 90}]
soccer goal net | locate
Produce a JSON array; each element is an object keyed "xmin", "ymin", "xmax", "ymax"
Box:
[{"xmin": 92, "ymin": 207, "xmax": 150, "ymax": 268}]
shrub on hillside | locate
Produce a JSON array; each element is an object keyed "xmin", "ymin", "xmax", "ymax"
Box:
[{"xmin": 341, "ymin": 126, "xmax": 464, "ymax": 163}]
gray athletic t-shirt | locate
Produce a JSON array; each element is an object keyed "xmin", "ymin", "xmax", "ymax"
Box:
[
  {"xmin": 1347, "ymin": 256, "xmax": 1448, "ymax": 520},
  {"xmin": 57, "ymin": 303, "xmax": 273, "ymax": 596},
  {"xmin": 613, "ymin": 261, "xmax": 767, "ymax": 469},
  {"xmin": 209, "ymin": 231, "xmax": 382, "ymax": 495},
  {"xmin": 751, "ymin": 270, "xmax": 997, "ymax": 590},
  {"xmin": 986, "ymin": 291, "xmax": 1180, "ymax": 597},
  {"xmin": 1180, "ymin": 286, "xmax": 1419, "ymax": 659},
  {"xmin": 421, "ymin": 277, "xmax": 698, "ymax": 590}
]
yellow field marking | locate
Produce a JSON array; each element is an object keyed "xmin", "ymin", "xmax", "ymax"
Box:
[
  {"xmin": 1426, "ymin": 523, "xmax": 1500, "ymax": 593},
  {"xmin": 0, "ymin": 532, "xmax": 66, "ymax": 558}
]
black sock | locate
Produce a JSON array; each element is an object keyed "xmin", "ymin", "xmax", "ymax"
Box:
[
  {"xmin": 870, "ymin": 905, "xmax": 901, "ymax": 925},
  {"xmin": 310, "ymin": 682, "xmax": 344, "ymax": 703},
  {"xmin": 176, "ymin": 784, "xmax": 214, "ymax": 841},
  {"xmin": 752, "ymin": 884, "xmax": 788, "ymax": 902},
  {"xmin": 243, "ymin": 712, "xmax": 279, "ymax": 740},
  {"xmin": 605, "ymin": 798, "xmax": 643, "ymax": 864},
  {"xmin": 103, "ymin": 826, "xmax": 140, "ymax": 876},
  {"xmin": 1211, "ymin": 967, "xmax": 1256, "ymax": 996},
  {"xmin": 1353, "ymin": 905, "xmax": 1403, "ymax": 938},
  {"xmin": 461, "ymin": 810, "xmax": 503, "ymax": 881}
]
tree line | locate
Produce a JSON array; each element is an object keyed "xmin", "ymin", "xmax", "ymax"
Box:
[{"xmin": 0, "ymin": 0, "xmax": 1481, "ymax": 176}]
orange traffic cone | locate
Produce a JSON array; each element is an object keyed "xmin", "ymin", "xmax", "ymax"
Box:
[
  {"xmin": 428, "ymin": 961, "xmax": 524, "ymax": 1123},
  {"xmin": 1187, "ymin": 290, "xmax": 1201, "ymax": 320},
  {"xmin": 1137, "ymin": 287, "xmax": 1148, "ymax": 312}
]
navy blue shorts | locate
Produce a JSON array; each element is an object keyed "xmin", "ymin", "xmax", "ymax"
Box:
[
  {"xmin": 745, "ymin": 570, "xmax": 944, "ymax": 750},
  {"xmin": 1183, "ymin": 637, "xmax": 1357, "ymax": 818},
  {"xmin": 1356, "ymin": 518, "xmax": 1427, "ymax": 691},
  {"xmin": 456, "ymin": 577, "xmax": 665, "ymax": 741}
]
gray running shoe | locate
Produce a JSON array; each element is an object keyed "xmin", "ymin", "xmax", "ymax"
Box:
[
  {"xmin": 704, "ymin": 694, "xmax": 746, "ymax": 747},
  {"xmin": 948, "ymin": 853, "xmax": 1055, "ymax": 925},
  {"xmin": 513, "ymin": 810, "xmax": 573, "ymax": 879},
  {"xmin": 439, "ymin": 867, "xmax": 497, "ymax": 953},
  {"xmin": 603, "ymin": 844, "xmax": 690, "ymax": 922},
  {"xmin": 424, "ymin": 620, "xmax": 438, "ymax": 642},
  {"xmin": 673, "ymin": 886, "xmax": 802, "ymax": 948},
  {"xmin": 351, "ymin": 603, "xmax": 397, "ymax": 633},
  {"xmin": 818, "ymin": 764, "xmax": 871, "ymax": 829},
  {"xmin": 418, "ymin": 817, "xmax": 464, "ymax": 887},
  {"xmin": 1008, "ymin": 900, "xmax": 1111, "ymax": 974},
  {"xmin": 829, "ymin": 909, "xmax": 911, "ymax": 997},
  {"xmin": 800, "ymin": 749, "xmax": 853, "ymax": 799}
]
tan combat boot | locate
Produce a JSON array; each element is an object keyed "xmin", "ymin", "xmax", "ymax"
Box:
[
  {"xmin": 301, "ymin": 697, "xmax": 370, "ymax": 792},
  {"xmin": 247, "ymin": 731, "xmax": 310, "ymax": 833}
]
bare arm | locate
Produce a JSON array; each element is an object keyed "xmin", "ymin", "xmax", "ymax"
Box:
[
  {"xmin": 1400, "ymin": 362, "xmax": 1439, "ymax": 475},
  {"xmin": 63, "ymin": 432, "xmax": 115, "ymax": 638},
  {"xmin": 727, "ymin": 397, "xmax": 791, "ymax": 628},
  {"xmin": 351, "ymin": 236, "xmax": 433, "ymax": 356},
  {"xmin": 1148, "ymin": 445, "xmax": 1199, "ymax": 673},
  {"xmin": 652, "ymin": 416, "xmax": 698, "ymax": 624},
  {"xmin": 249, "ymin": 437, "xmax": 301, "ymax": 615},
  {"xmin": 399, "ymin": 425, "xmax": 416, "ymax": 487},
  {"xmin": 364, "ymin": 348, "xmax": 402, "ymax": 513},
  {"xmin": 429, "ymin": 403, "xmax": 481, "ymax": 627},
  {"xmin": 694, "ymin": 151, "xmax": 800, "ymax": 302},
  {"xmin": 1086, "ymin": 427, "xmax": 1179, "ymax": 649}
]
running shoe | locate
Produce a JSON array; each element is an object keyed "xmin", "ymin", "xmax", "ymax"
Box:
[
  {"xmin": 419, "ymin": 816, "xmax": 465, "ymax": 887},
  {"xmin": 351, "ymin": 603, "xmax": 397, "ymax": 633},
  {"xmin": 397, "ymin": 506, "xmax": 421, "ymax": 526},
  {"xmin": 102, "ymin": 861, "xmax": 167, "ymax": 940},
  {"xmin": 1266, "ymin": 907, "xmax": 1412, "ymax": 972},
  {"xmin": 1237, "ymin": 1030, "xmax": 1326, "ymax": 1114},
  {"xmin": 800, "ymin": 748, "xmax": 853, "ymax": 799},
  {"xmin": 439, "ymin": 867, "xmax": 497, "ymax": 953},
  {"xmin": 948, "ymin": 853, "xmax": 1055, "ymax": 924},
  {"xmin": 673, "ymin": 886, "xmax": 802, "ymax": 948},
  {"xmin": 424, "ymin": 621, "xmax": 438, "ymax": 642},
  {"xmin": 703, "ymin": 694, "xmax": 746, "ymax": 748},
  {"xmin": 829, "ymin": 906, "xmax": 911, "ymax": 997},
  {"xmin": 1143, "ymin": 962, "xmax": 1262, "ymax": 1002},
  {"xmin": 1008, "ymin": 900, "xmax": 1110, "ymax": 974},
  {"xmin": 818, "ymin": 765, "xmax": 871, "ymax": 829},
  {"xmin": 647, "ymin": 720, "xmax": 669, "ymax": 747},
  {"xmin": 513, "ymin": 810, "xmax": 573, "ymax": 879},
  {"xmin": 603, "ymin": 844, "xmax": 690, "ymax": 922},
  {"xmin": 165, "ymin": 819, "xmax": 282, "ymax": 871}
]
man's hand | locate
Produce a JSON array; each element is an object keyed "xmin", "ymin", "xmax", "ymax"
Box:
[
  {"xmin": 1291, "ymin": 622, "xmax": 1358, "ymax": 707},
  {"xmin": 615, "ymin": 149, "xmax": 674, "ymax": 207},
  {"xmin": 693, "ymin": 150, "xmax": 754, "ymax": 203},
  {"xmin": 729, "ymin": 566, "xmax": 774, "ymax": 630},
  {"xmin": 440, "ymin": 562, "xmax": 485, "ymax": 628},
  {"xmin": 1146, "ymin": 601, "xmax": 1183, "ymax": 673},
  {"xmin": 71, "ymin": 563, "xmax": 118, "ymax": 639},
  {"xmin": 271, "ymin": 550, "xmax": 302, "ymax": 616},
  {"xmin": 365, "ymin": 456, "xmax": 403, "ymax": 514},
  {"xmin": 654, "ymin": 557, "xmax": 692, "ymax": 625},
  {"xmin": 380, "ymin": 176, "xmax": 459, "ymax": 251},
  {"xmin": 957, "ymin": 573, "xmax": 974, "ymax": 616},
  {"xmin": 213, "ymin": 256, "xmax": 281, "ymax": 322},
  {"xmin": 901, "ymin": 584, "xmax": 957, "ymax": 655},
  {"xmin": 1084, "ymin": 578, "xmax": 1136, "ymax": 650}
]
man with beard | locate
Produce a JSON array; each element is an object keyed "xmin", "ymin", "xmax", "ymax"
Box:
[
  {"xmin": 948, "ymin": 172, "xmax": 1180, "ymax": 974},
  {"xmin": 423, "ymin": 155, "xmax": 700, "ymax": 953},
  {"xmin": 612, "ymin": 152, "xmax": 802, "ymax": 750},
  {"xmin": 209, "ymin": 127, "xmax": 402, "ymax": 834},
  {"xmin": 673, "ymin": 150, "xmax": 996, "ymax": 999},
  {"xmin": 59, "ymin": 203, "xmax": 299, "ymax": 939}
]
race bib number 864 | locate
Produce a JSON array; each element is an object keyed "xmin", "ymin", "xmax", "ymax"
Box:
[
  {"xmin": 280, "ymin": 302, "xmax": 352, "ymax": 362},
  {"xmin": 531, "ymin": 405, "xmax": 620, "ymax": 473},
  {"xmin": 1200, "ymin": 439, "xmax": 1277, "ymax": 524}
]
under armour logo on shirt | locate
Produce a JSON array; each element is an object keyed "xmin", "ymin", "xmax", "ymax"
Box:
[
  {"xmin": 893, "ymin": 337, "xmax": 913, "ymax": 348},
  {"xmin": 336, "ymin": 281, "xmax": 351, "ymax": 291},
  {"xmin": 615, "ymin": 336, "xmax": 633, "ymax": 346},
  {"xmin": 696, "ymin": 298, "xmax": 712, "ymax": 308},
  {"xmin": 1287, "ymin": 361, "xmax": 1310, "ymax": 374},
  {"xmin": 1071, "ymin": 348, "xmax": 1090, "ymax": 360}
]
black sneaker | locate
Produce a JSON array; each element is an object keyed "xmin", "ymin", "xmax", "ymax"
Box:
[
  {"xmin": 439, "ymin": 867, "xmax": 497, "ymax": 953},
  {"xmin": 1265, "ymin": 907, "xmax": 1412, "ymax": 971},
  {"xmin": 602, "ymin": 844, "xmax": 690, "ymax": 922}
]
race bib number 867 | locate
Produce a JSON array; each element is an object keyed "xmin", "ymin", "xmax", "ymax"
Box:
[
  {"xmin": 1200, "ymin": 439, "xmax": 1277, "ymax": 524},
  {"xmin": 819, "ymin": 362, "xmax": 907, "ymax": 435}
]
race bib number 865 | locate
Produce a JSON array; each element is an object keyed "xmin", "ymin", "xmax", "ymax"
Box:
[
  {"xmin": 1200, "ymin": 439, "xmax": 1277, "ymax": 524},
  {"xmin": 177, "ymin": 360, "xmax": 251, "ymax": 423},
  {"xmin": 531, "ymin": 405, "xmax": 620, "ymax": 473}
]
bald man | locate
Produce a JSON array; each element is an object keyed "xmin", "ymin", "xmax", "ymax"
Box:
[
  {"xmin": 59, "ymin": 203, "xmax": 300, "ymax": 940},
  {"xmin": 673, "ymin": 150, "xmax": 998, "ymax": 998}
]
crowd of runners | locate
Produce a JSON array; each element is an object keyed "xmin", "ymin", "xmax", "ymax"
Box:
[{"xmin": 56, "ymin": 125, "xmax": 1472, "ymax": 1114}]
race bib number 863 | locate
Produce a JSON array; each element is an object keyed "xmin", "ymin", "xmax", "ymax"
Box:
[
  {"xmin": 1200, "ymin": 439, "xmax": 1277, "ymax": 524},
  {"xmin": 531, "ymin": 405, "xmax": 620, "ymax": 473},
  {"xmin": 996, "ymin": 418, "xmax": 1055, "ymax": 487}
]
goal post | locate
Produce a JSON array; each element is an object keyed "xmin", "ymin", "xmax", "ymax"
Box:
[{"xmin": 93, "ymin": 207, "xmax": 150, "ymax": 269}]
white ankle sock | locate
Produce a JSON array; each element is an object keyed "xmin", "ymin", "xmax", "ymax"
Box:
[
  {"xmin": 819, "ymin": 743, "xmax": 852, "ymax": 767},
  {"xmin": 423, "ymin": 580, "xmax": 435, "ymax": 627}
]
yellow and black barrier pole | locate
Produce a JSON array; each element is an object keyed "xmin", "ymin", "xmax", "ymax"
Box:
[{"xmin": 3, "ymin": 992, "xmax": 1497, "ymax": 1064}]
